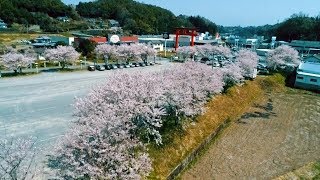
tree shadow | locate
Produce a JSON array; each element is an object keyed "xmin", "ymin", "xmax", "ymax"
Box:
[{"xmin": 237, "ymin": 98, "xmax": 276, "ymax": 124}]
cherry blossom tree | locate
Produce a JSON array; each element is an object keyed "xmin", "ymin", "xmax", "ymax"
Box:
[
  {"xmin": 176, "ymin": 46, "xmax": 196, "ymax": 61},
  {"xmin": 222, "ymin": 63, "xmax": 244, "ymax": 88},
  {"xmin": 116, "ymin": 44, "xmax": 136, "ymax": 63},
  {"xmin": 137, "ymin": 44, "xmax": 156, "ymax": 63},
  {"xmin": 236, "ymin": 49, "xmax": 259, "ymax": 78},
  {"xmin": 196, "ymin": 45, "xmax": 231, "ymax": 59},
  {"xmin": 211, "ymin": 45, "xmax": 232, "ymax": 58},
  {"xmin": 0, "ymin": 51, "xmax": 35, "ymax": 73},
  {"xmin": 266, "ymin": 45, "xmax": 300, "ymax": 70},
  {"xmin": 49, "ymin": 62, "xmax": 225, "ymax": 179},
  {"xmin": 94, "ymin": 44, "xmax": 118, "ymax": 65},
  {"xmin": 44, "ymin": 46, "xmax": 80, "ymax": 69},
  {"xmin": 0, "ymin": 137, "xmax": 39, "ymax": 180}
]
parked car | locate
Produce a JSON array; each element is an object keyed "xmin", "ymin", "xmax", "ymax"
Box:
[
  {"xmin": 138, "ymin": 62, "xmax": 146, "ymax": 67},
  {"xmin": 132, "ymin": 62, "xmax": 140, "ymax": 67},
  {"xmin": 110, "ymin": 64, "xmax": 118, "ymax": 69},
  {"xmin": 95, "ymin": 65, "xmax": 105, "ymax": 71},
  {"xmin": 127, "ymin": 63, "xmax": 134, "ymax": 68},
  {"xmin": 87, "ymin": 65, "xmax": 95, "ymax": 71},
  {"xmin": 149, "ymin": 62, "xmax": 154, "ymax": 66},
  {"xmin": 103, "ymin": 64, "xmax": 112, "ymax": 70},
  {"xmin": 124, "ymin": 63, "xmax": 131, "ymax": 68},
  {"xmin": 212, "ymin": 62, "xmax": 220, "ymax": 67},
  {"xmin": 200, "ymin": 57, "xmax": 209, "ymax": 63},
  {"xmin": 115, "ymin": 63, "xmax": 124, "ymax": 69}
]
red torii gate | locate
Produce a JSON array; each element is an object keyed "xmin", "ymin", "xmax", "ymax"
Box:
[{"xmin": 175, "ymin": 27, "xmax": 198, "ymax": 50}]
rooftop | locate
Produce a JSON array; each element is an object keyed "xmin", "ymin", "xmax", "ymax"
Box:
[
  {"xmin": 290, "ymin": 40, "xmax": 320, "ymax": 48},
  {"xmin": 298, "ymin": 62, "xmax": 320, "ymax": 75}
]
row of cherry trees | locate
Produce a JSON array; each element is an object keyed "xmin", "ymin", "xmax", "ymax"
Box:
[
  {"xmin": 176, "ymin": 44, "xmax": 232, "ymax": 60},
  {"xmin": 176, "ymin": 44, "xmax": 300, "ymax": 72},
  {"xmin": 94, "ymin": 44, "xmax": 156, "ymax": 64},
  {"xmin": 48, "ymin": 62, "xmax": 225, "ymax": 179},
  {"xmin": 47, "ymin": 52, "xmax": 265, "ymax": 179},
  {"xmin": 0, "ymin": 44, "xmax": 155, "ymax": 73}
]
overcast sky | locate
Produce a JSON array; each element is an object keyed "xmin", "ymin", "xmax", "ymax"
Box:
[{"xmin": 63, "ymin": 0, "xmax": 320, "ymax": 26}]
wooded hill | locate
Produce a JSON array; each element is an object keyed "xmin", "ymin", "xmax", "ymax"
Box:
[{"xmin": 0, "ymin": 0, "xmax": 218, "ymax": 35}]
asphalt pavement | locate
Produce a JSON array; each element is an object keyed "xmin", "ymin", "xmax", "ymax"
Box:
[{"xmin": 0, "ymin": 59, "xmax": 172, "ymax": 149}]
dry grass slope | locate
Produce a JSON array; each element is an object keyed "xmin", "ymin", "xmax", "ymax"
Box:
[{"xmin": 148, "ymin": 74, "xmax": 286, "ymax": 179}]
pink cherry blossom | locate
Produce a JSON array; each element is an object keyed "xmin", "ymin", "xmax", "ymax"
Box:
[
  {"xmin": 0, "ymin": 51, "xmax": 35, "ymax": 73},
  {"xmin": 49, "ymin": 62, "xmax": 225, "ymax": 179},
  {"xmin": 236, "ymin": 49, "xmax": 259, "ymax": 78},
  {"xmin": 44, "ymin": 46, "xmax": 80, "ymax": 69},
  {"xmin": 266, "ymin": 45, "xmax": 300, "ymax": 70},
  {"xmin": 0, "ymin": 137, "xmax": 38, "ymax": 180}
]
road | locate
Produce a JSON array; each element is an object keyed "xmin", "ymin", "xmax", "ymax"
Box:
[{"xmin": 0, "ymin": 60, "xmax": 173, "ymax": 149}]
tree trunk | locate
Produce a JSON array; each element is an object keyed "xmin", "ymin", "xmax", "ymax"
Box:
[{"xmin": 61, "ymin": 61, "xmax": 65, "ymax": 69}]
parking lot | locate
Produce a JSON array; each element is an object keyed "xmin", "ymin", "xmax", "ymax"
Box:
[{"xmin": 0, "ymin": 59, "xmax": 172, "ymax": 150}]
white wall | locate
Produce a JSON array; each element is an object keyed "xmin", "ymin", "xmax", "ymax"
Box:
[{"xmin": 296, "ymin": 74, "xmax": 320, "ymax": 86}]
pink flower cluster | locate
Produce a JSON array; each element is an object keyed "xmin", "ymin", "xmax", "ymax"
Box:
[
  {"xmin": 0, "ymin": 50, "xmax": 35, "ymax": 72},
  {"xmin": 176, "ymin": 45, "xmax": 232, "ymax": 60},
  {"xmin": 197, "ymin": 44, "xmax": 232, "ymax": 57},
  {"xmin": 95, "ymin": 44, "xmax": 156, "ymax": 62},
  {"xmin": 0, "ymin": 137, "xmax": 37, "ymax": 179},
  {"xmin": 235, "ymin": 49, "xmax": 259, "ymax": 78},
  {"xmin": 50, "ymin": 62, "xmax": 225, "ymax": 179},
  {"xmin": 44, "ymin": 46, "xmax": 80, "ymax": 65},
  {"xmin": 266, "ymin": 45, "xmax": 300, "ymax": 70}
]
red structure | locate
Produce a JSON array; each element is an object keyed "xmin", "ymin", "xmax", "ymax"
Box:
[
  {"xmin": 90, "ymin": 37, "xmax": 107, "ymax": 44},
  {"xmin": 175, "ymin": 27, "xmax": 198, "ymax": 50}
]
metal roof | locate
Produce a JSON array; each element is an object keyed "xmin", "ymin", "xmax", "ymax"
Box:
[
  {"xmin": 290, "ymin": 40, "xmax": 320, "ymax": 48},
  {"xmin": 298, "ymin": 62, "xmax": 320, "ymax": 75}
]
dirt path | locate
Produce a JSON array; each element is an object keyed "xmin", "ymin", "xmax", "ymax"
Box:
[{"xmin": 182, "ymin": 91, "xmax": 320, "ymax": 179}]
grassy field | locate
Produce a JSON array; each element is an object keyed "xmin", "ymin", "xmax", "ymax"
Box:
[
  {"xmin": 182, "ymin": 77, "xmax": 320, "ymax": 179},
  {"xmin": 274, "ymin": 161, "xmax": 320, "ymax": 180},
  {"xmin": 148, "ymin": 74, "xmax": 286, "ymax": 179},
  {"xmin": 0, "ymin": 33, "xmax": 62, "ymax": 45}
]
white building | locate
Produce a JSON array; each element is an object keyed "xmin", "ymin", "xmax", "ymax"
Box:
[
  {"xmin": 295, "ymin": 61, "xmax": 320, "ymax": 91},
  {"xmin": 149, "ymin": 40, "xmax": 164, "ymax": 51}
]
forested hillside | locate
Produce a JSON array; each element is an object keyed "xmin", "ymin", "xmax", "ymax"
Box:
[
  {"xmin": 221, "ymin": 13, "xmax": 320, "ymax": 42},
  {"xmin": 1, "ymin": 0, "xmax": 319, "ymax": 40},
  {"xmin": 0, "ymin": 0, "xmax": 218, "ymax": 34},
  {"xmin": 76, "ymin": 0, "xmax": 218, "ymax": 34},
  {"xmin": 0, "ymin": 0, "xmax": 79, "ymax": 31}
]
